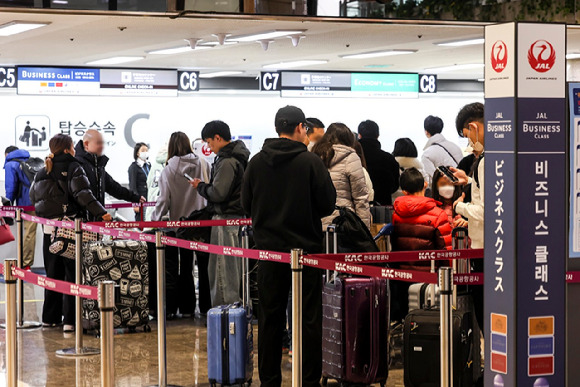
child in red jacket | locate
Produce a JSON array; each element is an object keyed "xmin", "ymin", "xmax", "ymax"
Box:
[
  {"xmin": 390, "ymin": 167, "xmax": 453, "ymax": 322},
  {"xmin": 392, "ymin": 167, "xmax": 453, "ymax": 253}
]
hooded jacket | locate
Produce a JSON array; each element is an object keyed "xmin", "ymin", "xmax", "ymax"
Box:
[
  {"xmin": 74, "ymin": 140, "xmax": 140, "ymax": 220},
  {"xmin": 421, "ymin": 133, "xmax": 464, "ymax": 184},
  {"xmin": 197, "ymin": 140, "xmax": 250, "ymax": 216},
  {"xmin": 392, "ymin": 195, "xmax": 453, "ymax": 252},
  {"xmin": 145, "ymin": 146, "xmax": 168, "ymax": 221},
  {"xmin": 241, "ymin": 138, "xmax": 336, "ymax": 254},
  {"xmin": 151, "ymin": 153, "xmax": 211, "ymax": 221},
  {"xmin": 29, "ymin": 153, "xmax": 106, "ymax": 220},
  {"xmin": 321, "ymin": 144, "xmax": 371, "ymax": 230},
  {"xmin": 358, "ymin": 138, "xmax": 400, "ymax": 206},
  {"xmin": 4, "ymin": 149, "xmax": 32, "ymax": 206}
]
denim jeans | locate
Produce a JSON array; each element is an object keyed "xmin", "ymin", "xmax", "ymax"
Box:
[{"xmin": 208, "ymin": 214, "xmax": 242, "ymax": 307}]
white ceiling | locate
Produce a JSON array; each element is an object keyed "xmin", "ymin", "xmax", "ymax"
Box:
[
  {"xmin": 0, "ymin": 10, "xmax": 492, "ymax": 79},
  {"xmin": 2, "ymin": 10, "xmax": 580, "ymax": 80}
]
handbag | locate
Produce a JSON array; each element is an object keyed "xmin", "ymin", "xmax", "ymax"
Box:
[
  {"xmin": 176, "ymin": 207, "xmax": 214, "ymax": 243},
  {"xmin": 0, "ymin": 218, "xmax": 15, "ymax": 245},
  {"xmin": 49, "ymin": 216, "xmax": 99, "ymax": 259}
]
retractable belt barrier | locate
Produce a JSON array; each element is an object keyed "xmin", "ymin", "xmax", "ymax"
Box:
[
  {"xmin": 0, "ymin": 210, "xmax": 16, "ymax": 218},
  {"xmin": 89, "ymin": 218, "xmax": 252, "ymax": 229},
  {"xmin": 1, "ymin": 201, "xmax": 157, "ymax": 212},
  {"xmin": 10, "ymin": 266, "xmax": 99, "ymax": 300}
]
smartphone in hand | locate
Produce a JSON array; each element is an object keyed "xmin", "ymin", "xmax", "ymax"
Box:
[
  {"xmin": 437, "ymin": 166, "xmax": 459, "ymax": 183},
  {"xmin": 184, "ymin": 173, "xmax": 194, "ymax": 182}
]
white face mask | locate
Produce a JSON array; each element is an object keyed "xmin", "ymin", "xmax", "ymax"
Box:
[
  {"xmin": 139, "ymin": 152, "xmax": 149, "ymax": 161},
  {"xmin": 438, "ymin": 185, "xmax": 455, "ymax": 200}
]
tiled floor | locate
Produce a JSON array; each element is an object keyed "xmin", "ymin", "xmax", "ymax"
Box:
[{"xmin": 0, "ymin": 283, "xmax": 404, "ymax": 386}]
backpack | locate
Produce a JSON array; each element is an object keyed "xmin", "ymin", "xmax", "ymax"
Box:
[
  {"xmin": 14, "ymin": 157, "xmax": 44, "ymax": 187},
  {"xmin": 332, "ymin": 206, "xmax": 379, "ymax": 253}
]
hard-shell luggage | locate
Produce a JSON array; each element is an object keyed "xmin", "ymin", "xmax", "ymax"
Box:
[
  {"xmin": 322, "ymin": 277, "xmax": 389, "ymax": 386},
  {"xmin": 321, "ymin": 227, "xmax": 389, "ymax": 386},
  {"xmin": 408, "ymin": 282, "xmax": 440, "ymax": 311},
  {"xmin": 81, "ymin": 239, "xmax": 151, "ymax": 333},
  {"xmin": 403, "ymin": 307, "xmax": 479, "ymax": 387},
  {"xmin": 207, "ymin": 227, "xmax": 253, "ymax": 386}
]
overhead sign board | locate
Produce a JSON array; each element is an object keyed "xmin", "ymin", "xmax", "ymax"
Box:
[
  {"xmin": 280, "ymin": 71, "xmax": 420, "ymax": 98},
  {"xmin": 100, "ymin": 69, "xmax": 177, "ymax": 97},
  {"xmin": 17, "ymin": 67, "xmax": 178, "ymax": 97},
  {"xmin": 17, "ymin": 67, "xmax": 100, "ymax": 95}
]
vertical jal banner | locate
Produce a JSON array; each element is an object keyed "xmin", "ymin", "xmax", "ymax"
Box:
[{"xmin": 484, "ymin": 22, "xmax": 566, "ymax": 387}]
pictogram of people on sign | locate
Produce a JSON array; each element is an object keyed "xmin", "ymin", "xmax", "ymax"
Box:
[{"xmin": 18, "ymin": 121, "xmax": 47, "ymax": 147}]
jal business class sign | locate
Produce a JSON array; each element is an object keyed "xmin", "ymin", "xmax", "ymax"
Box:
[{"xmin": 17, "ymin": 66, "xmax": 178, "ymax": 97}]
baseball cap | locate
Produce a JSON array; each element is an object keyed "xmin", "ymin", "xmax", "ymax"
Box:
[{"xmin": 275, "ymin": 105, "xmax": 306, "ymax": 129}]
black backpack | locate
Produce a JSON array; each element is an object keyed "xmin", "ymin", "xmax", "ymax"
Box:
[
  {"xmin": 332, "ymin": 206, "xmax": 379, "ymax": 253},
  {"xmin": 14, "ymin": 157, "xmax": 44, "ymax": 187}
]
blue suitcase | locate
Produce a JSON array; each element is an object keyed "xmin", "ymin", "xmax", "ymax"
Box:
[{"xmin": 207, "ymin": 227, "xmax": 253, "ymax": 386}]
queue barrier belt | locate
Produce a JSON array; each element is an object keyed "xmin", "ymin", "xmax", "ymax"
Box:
[
  {"xmin": 18, "ymin": 208, "xmax": 580, "ymax": 286},
  {"xmin": 0, "ymin": 210, "xmax": 16, "ymax": 218},
  {"xmin": 1, "ymin": 202, "xmax": 157, "ymax": 213},
  {"xmin": 89, "ymin": 218, "xmax": 253, "ymax": 229}
]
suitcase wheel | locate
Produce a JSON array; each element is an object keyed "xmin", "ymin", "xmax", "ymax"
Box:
[
  {"xmin": 322, "ymin": 377, "xmax": 328, "ymax": 386},
  {"xmin": 143, "ymin": 324, "xmax": 152, "ymax": 333},
  {"xmin": 129, "ymin": 327, "xmax": 137, "ymax": 333}
]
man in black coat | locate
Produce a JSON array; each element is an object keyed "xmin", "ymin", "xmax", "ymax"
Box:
[
  {"xmin": 358, "ymin": 120, "xmax": 400, "ymax": 205},
  {"xmin": 242, "ymin": 106, "xmax": 336, "ymax": 387},
  {"xmin": 74, "ymin": 129, "xmax": 144, "ymax": 221}
]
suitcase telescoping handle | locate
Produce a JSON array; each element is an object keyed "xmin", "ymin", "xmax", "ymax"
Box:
[
  {"xmin": 241, "ymin": 226, "xmax": 251, "ymax": 310},
  {"xmin": 452, "ymin": 227, "xmax": 470, "ymax": 275},
  {"xmin": 325, "ymin": 225, "xmax": 338, "ymax": 284}
]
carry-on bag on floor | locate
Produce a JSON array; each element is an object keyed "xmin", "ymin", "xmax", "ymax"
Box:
[
  {"xmin": 408, "ymin": 261, "xmax": 440, "ymax": 311},
  {"xmin": 81, "ymin": 239, "xmax": 151, "ymax": 333},
  {"xmin": 322, "ymin": 226, "xmax": 390, "ymax": 386},
  {"xmin": 403, "ymin": 306, "xmax": 478, "ymax": 387},
  {"xmin": 207, "ymin": 227, "xmax": 253, "ymax": 386}
]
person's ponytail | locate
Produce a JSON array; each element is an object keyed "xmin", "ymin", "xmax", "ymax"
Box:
[{"xmin": 45, "ymin": 153, "xmax": 55, "ymax": 173}]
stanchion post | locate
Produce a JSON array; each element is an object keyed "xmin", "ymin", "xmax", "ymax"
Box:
[
  {"xmin": 156, "ymin": 230, "xmax": 168, "ymax": 387},
  {"xmin": 291, "ymin": 248, "xmax": 303, "ymax": 387},
  {"xmin": 56, "ymin": 218, "xmax": 99, "ymax": 358},
  {"xmin": 4, "ymin": 259, "xmax": 18, "ymax": 387},
  {"xmin": 241, "ymin": 227, "xmax": 249, "ymax": 306},
  {"xmin": 147, "ymin": 230, "xmax": 180, "ymax": 387},
  {"xmin": 439, "ymin": 267, "xmax": 454, "ymax": 387},
  {"xmin": 16, "ymin": 208, "xmax": 23, "ymax": 325},
  {"xmin": 99, "ymin": 281, "xmax": 116, "ymax": 387}
]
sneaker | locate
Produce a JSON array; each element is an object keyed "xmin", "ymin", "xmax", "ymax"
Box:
[
  {"xmin": 42, "ymin": 322, "xmax": 61, "ymax": 328},
  {"xmin": 63, "ymin": 324, "xmax": 75, "ymax": 333}
]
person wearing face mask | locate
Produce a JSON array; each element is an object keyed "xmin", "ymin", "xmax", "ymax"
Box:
[
  {"xmin": 431, "ymin": 169, "xmax": 468, "ymax": 228},
  {"xmin": 128, "ymin": 142, "xmax": 151, "ymax": 221},
  {"xmin": 449, "ymin": 102, "xmax": 484, "ymax": 333}
]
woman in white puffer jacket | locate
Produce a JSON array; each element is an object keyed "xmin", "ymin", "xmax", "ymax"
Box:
[{"xmin": 312, "ymin": 123, "xmax": 371, "ymax": 230}]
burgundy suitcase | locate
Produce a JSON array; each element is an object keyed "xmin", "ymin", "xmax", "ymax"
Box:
[{"xmin": 322, "ymin": 276, "xmax": 389, "ymax": 386}]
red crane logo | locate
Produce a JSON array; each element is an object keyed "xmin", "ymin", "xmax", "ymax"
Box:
[
  {"xmin": 491, "ymin": 40, "xmax": 508, "ymax": 73},
  {"xmin": 528, "ymin": 40, "xmax": 556, "ymax": 73}
]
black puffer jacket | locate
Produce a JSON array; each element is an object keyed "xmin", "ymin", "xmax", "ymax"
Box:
[
  {"xmin": 74, "ymin": 140, "xmax": 140, "ymax": 220},
  {"xmin": 29, "ymin": 153, "xmax": 107, "ymax": 220},
  {"xmin": 197, "ymin": 140, "xmax": 250, "ymax": 216}
]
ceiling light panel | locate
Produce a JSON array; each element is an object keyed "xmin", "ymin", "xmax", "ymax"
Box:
[
  {"xmin": 341, "ymin": 50, "xmax": 417, "ymax": 59},
  {"xmin": 425, "ymin": 63, "xmax": 484, "ymax": 72},
  {"xmin": 86, "ymin": 56, "xmax": 145, "ymax": 65},
  {"xmin": 199, "ymin": 71, "xmax": 243, "ymax": 78},
  {"xmin": 149, "ymin": 46, "xmax": 210, "ymax": 55},
  {"xmin": 0, "ymin": 21, "xmax": 50, "ymax": 36},
  {"xmin": 263, "ymin": 60, "xmax": 328, "ymax": 69},
  {"xmin": 436, "ymin": 38, "xmax": 485, "ymax": 47},
  {"xmin": 231, "ymin": 30, "xmax": 304, "ymax": 42}
]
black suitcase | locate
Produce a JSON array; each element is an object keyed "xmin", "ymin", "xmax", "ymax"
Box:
[
  {"xmin": 81, "ymin": 239, "xmax": 151, "ymax": 333},
  {"xmin": 403, "ymin": 306, "xmax": 479, "ymax": 387}
]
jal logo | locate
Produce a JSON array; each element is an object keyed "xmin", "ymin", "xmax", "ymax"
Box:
[
  {"xmin": 201, "ymin": 143, "xmax": 212, "ymax": 156},
  {"xmin": 528, "ymin": 40, "xmax": 556, "ymax": 73},
  {"xmin": 491, "ymin": 40, "xmax": 508, "ymax": 73}
]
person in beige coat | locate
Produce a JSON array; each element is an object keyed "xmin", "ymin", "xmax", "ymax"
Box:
[{"xmin": 313, "ymin": 123, "xmax": 371, "ymax": 230}]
